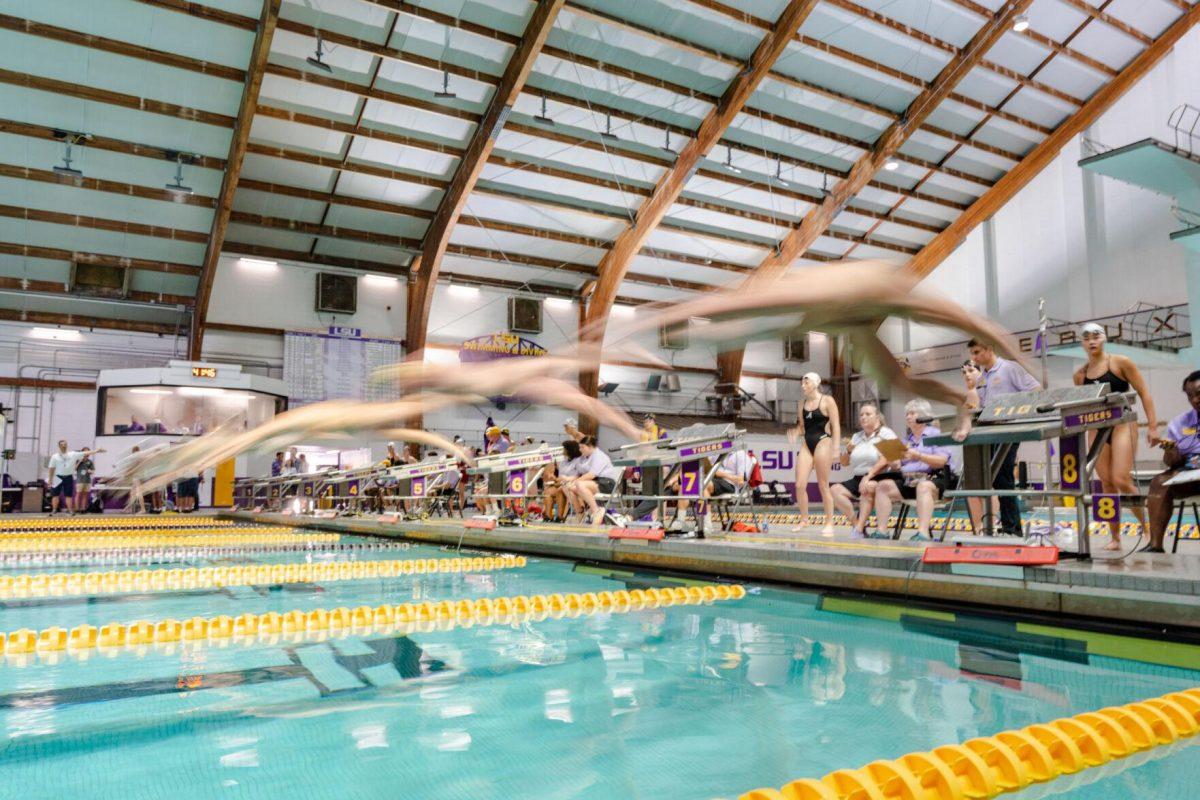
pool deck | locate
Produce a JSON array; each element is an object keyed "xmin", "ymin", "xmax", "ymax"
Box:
[{"xmin": 227, "ymin": 510, "xmax": 1200, "ymax": 633}]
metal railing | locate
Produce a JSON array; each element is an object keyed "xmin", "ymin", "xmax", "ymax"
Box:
[
  {"xmin": 1044, "ymin": 302, "xmax": 1191, "ymax": 353},
  {"xmin": 1168, "ymin": 103, "xmax": 1200, "ymax": 156}
]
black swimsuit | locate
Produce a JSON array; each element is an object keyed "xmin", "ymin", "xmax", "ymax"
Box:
[
  {"xmin": 802, "ymin": 401, "xmax": 830, "ymax": 453},
  {"xmin": 1082, "ymin": 359, "xmax": 1131, "ymax": 393}
]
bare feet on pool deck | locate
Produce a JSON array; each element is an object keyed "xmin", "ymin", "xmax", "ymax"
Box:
[
  {"xmin": 590, "ymin": 508, "xmax": 606, "ymax": 527},
  {"xmin": 821, "ymin": 524, "xmax": 835, "ymax": 537},
  {"xmin": 798, "ymin": 517, "xmax": 810, "ymax": 529},
  {"xmin": 1104, "ymin": 539, "xmax": 1122, "ymax": 552}
]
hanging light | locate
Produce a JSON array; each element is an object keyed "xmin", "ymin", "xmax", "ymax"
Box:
[
  {"xmin": 601, "ymin": 111, "xmax": 618, "ymax": 141},
  {"xmin": 533, "ymin": 95, "xmax": 554, "ymax": 125},
  {"xmin": 306, "ymin": 33, "xmax": 333, "ymax": 74},
  {"xmin": 1012, "ymin": 13, "xmax": 1030, "ymax": 32},
  {"xmin": 52, "ymin": 132, "xmax": 88, "ymax": 179},
  {"xmin": 820, "ymin": 173, "xmax": 830, "ymax": 198},
  {"xmin": 662, "ymin": 128, "xmax": 673, "ymax": 154},
  {"xmin": 773, "ymin": 157, "xmax": 789, "ymax": 187},
  {"xmin": 884, "ymin": 159, "xmax": 900, "ymax": 171},
  {"xmin": 724, "ymin": 144, "xmax": 741, "ymax": 174},
  {"xmin": 434, "ymin": 69, "xmax": 456, "ymax": 99},
  {"xmin": 164, "ymin": 152, "xmax": 194, "ymax": 197}
]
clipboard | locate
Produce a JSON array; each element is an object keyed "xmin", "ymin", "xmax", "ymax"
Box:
[{"xmin": 875, "ymin": 438, "xmax": 908, "ymax": 462}]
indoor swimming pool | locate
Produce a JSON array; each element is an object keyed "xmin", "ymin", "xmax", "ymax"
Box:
[{"xmin": 0, "ymin": 523, "xmax": 1196, "ymax": 799}]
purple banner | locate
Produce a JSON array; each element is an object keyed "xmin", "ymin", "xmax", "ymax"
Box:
[
  {"xmin": 1064, "ymin": 406, "xmax": 1123, "ymax": 429},
  {"xmin": 679, "ymin": 460, "xmax": 703, "ymax": 498},
  {"xmin": 679, "ymin": 440, "xmax": 732, "ymax": 458},
  {"xmin": 1060, "ymin": 436, "xmax": 1081, "ymax": 491},
  {"xmin": 1092, "ymin": 493, "xmax": 1120, "ymax": 524}
]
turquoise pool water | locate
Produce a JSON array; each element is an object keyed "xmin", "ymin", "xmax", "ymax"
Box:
[{"xmin": 0, "ymin": 530, "xmax": 1197, "ymax": 799}]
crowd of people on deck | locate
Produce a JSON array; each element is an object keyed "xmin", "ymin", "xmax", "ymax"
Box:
[{"xmin": 33, "ymin": 317, "xmax": 1200, "ymax": 553}]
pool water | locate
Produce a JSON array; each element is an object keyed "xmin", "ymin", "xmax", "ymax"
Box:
[{"xmin": 0, "ymin": 529, "xmax": 1197, "ymax": 799}]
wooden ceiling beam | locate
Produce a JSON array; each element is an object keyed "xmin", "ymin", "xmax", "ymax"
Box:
[
  {"xmin": 577, "ymin": 0, "xmax": 821, "ymax": 413},
  {"xmin": 906, "ymin": 3, "xmax": 1200, "ymax": 279},
  {"xmin": 221, "ymin": 240, "xmax": 649, "ymax": 306},
  {"xmin": 0, "ymin": 241, "xmax": 201, "ymax": 277},
  {"xmin": 715, "ymin": 0, "xmax": 1034, "ymax": 389},
  {"xmin": 189, "ymin": 0, "xmax": 281, "ymax": 360},
  {"xmin": 0, "ymin": 161, "xmax": 217, "ymax": 209},
  {"xmin": 0, "ymin": 118, "xmax": 227, "ymax": 170},
  {"xmin": 0, "ymin": 68, "xmax": 234, "ymax": 128},
  {"xmin": 0, "ymin": 277, "xmax": 193, "ymax": 307},
  {"xmin": 1051, "ymin": 0, "xmax": 1154, "ymax": 45},
  {"xmin": 0, "ymin": 13, "xmax": 246, "ymax": 82},
  {"xmin": 0, "ymin": 204, "xmax": 207, "ymax": 243},
  {"xmin": 0, "ymin": 308, "xmax": 183, "ymax": 336},
  {"xmin": 268, "ymin": 13, "xmax": 1000, "ymax": 198},
  {"xmin": 129, "ymin": 0, "xmax": 256, "ymax": 31},
  {"xmin": 406, "ymin": 0, "xmax": 567, "ymax": 368}
]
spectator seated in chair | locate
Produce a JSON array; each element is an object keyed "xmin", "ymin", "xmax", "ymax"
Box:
[{"xmin": 1145, "ymin": 370, "xmax": 1200, "ymax": 553}]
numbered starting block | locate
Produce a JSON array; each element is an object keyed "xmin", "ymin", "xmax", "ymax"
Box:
[{"xmin": 928, "ymin": 384, "xmax": 1137, "ymax": 560}]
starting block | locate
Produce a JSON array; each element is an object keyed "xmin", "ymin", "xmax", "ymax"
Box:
[
  {"xmin": 378, "ymin": 513, "xmax": 400, "ymax": 524},
  {"xmin": 922, "ymin": 545, "xmax": 1059, "ymax": 566},
  {"xmin": 463, "ymin": 517, "xmax": 496, "ymax": 531},
  {"xmin": 608, "ymin": 527, "xmax": 664, "ymax": 541}
]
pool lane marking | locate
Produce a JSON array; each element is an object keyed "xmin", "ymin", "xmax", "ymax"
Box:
[{"xmin": 1016, "ymin": 622, "xmax": 1200, "ymax": 672}]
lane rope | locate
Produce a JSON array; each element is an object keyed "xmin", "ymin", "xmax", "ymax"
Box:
[
  {"xmin": 740, "ymin": 687, "xmax": 1200, "ymax": 800},
  {"xmin": 0, "ymin": 555, "xmax": 527, "ymax": 598},
  {"xmin": 0, "ymin": 584, "xmax": 747, "ymax": 664}
]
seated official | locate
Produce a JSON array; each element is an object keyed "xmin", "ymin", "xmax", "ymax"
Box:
[
  {"xmin": 1146, "ymin": 370, "xmax": 1200, "ymax": 552},
  {"xmin": 560, "ymin": 436, "xmax": 621, "ymax": 526},
  {"xmin": 830, "ymin": 404, "xmax": 899, "ymax": 537},
  {"xmin": 860, "ymin": 399, "xmax": 955, "ymax": 541},
  {"xmin": 711, "ymin": 448, "xmax": 751, "ymax": 496}
]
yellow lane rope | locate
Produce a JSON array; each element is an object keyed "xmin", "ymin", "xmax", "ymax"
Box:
[
  {"xmin": 0, "ymin": 532, "xmax": 340, "ymax": 552},
  {"xmin": 0, "ymin": 516, "xmax": 235, "ymax": 530},
  {"xmin": 0, "ymin": 584, "xmax": 747, "ymax": 664},
  {"xmin": 0, "ymin": 555, "xmax": 527, "ymax": 598},
  {"xmin": 741, "ymin": 687, "xmax": 1200, "ymax": 800},
  {"xmin": 3, "ymin": 526, "xmax": 300, "ymax": 540}
]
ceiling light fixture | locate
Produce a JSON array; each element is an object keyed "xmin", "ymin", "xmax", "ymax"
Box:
[
  {"xmin": 884, "ymin": 159, "xmax": 900, "ymax": 171},
  {"xmin": 434, "ymin": 69, "xmax": 456, "ymax": 99},
  {"xmin": 774, "ymin": 157, "xmax": 789, "ymax": 187},
  {"xmin": 533, "ymin": 96, "xmax": 554, "ymax": 126},
  {"xmin": 52, "ymin": 131, "xmax": 89, "ymax": 179},
  {"xmin": 1012, "ymin": 13, "xmax": 1030, "ymax": 32},
  {"xmin": 447, "ymin": 283, "xmax": 481, "ymax": 297},
  {"xmin": 363, "ymin": 274, "xmax": 399, "ymax": 287},
  {"xmin": 238, "ymin": 257, "xmax": 278, "ymax": 272},
  {"xmin": 601, "ymin": 112, "xmax": 618, "ymax": 141},
  {"xmin": 663, "ymin": 129, "xmax": 672, "ymax": 154},
  {"xmin": 724, "ymin": 145, "xmax": 741, "ymax": 174},
  {"xmin": 306, "ymin": 33, "xmax": 333, "ymax": 73},
  {"xmin": 164, "ymin": 152, "xmax": 194, "ymax": 197},
  {"xmin": 28, "ymin": 327, "xmax": 82, "ymax": 342},
  {"xmin": 544, "ymin": 296, "xmax": 573, "ymax": 309}
]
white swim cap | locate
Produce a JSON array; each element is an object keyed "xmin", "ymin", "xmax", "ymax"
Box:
[
  {"xmin": 1079, "ymin": 322, "xmax": 1105, "ymax": 339},
  {"xmin": 802, "ymin": 372, "xmax": 822, "ymax": 385}
]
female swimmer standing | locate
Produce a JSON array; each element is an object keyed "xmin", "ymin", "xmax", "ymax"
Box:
[
  {"xmin": 787, "ymin": 372, "xmax": 841, "ymax": 534},
  {"xmin": 1072, "ymin": 322, "xmax": 1159, "ymax": 550}
]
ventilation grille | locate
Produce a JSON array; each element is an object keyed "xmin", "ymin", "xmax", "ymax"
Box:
[{"xmin": 316, "ymin": 273, "xmax": 357, "ymax": 314}]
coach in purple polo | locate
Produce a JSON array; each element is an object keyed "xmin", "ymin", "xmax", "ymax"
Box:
[{"xmin": 964, "ymin": 338, "xmax": 1041, "ymax": 535}]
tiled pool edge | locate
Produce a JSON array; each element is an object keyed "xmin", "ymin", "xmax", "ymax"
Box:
[{"xmin": 225, "ymin": 512, "xmax": 1200, "ymax": 632}]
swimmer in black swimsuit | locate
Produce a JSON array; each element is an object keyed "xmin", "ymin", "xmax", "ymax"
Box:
[
  {"xmin": 1073, "ymin": 322, "xmax": 1159, "ymax": 551},
  {"xmin": 787, "ymin": 372, "xmax": 841, "ymax": 534}
]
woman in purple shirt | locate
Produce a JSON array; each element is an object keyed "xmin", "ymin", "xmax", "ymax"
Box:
[{"xmin": 861, "ymin": 399, "xmax": 955, "ymax": 541}]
